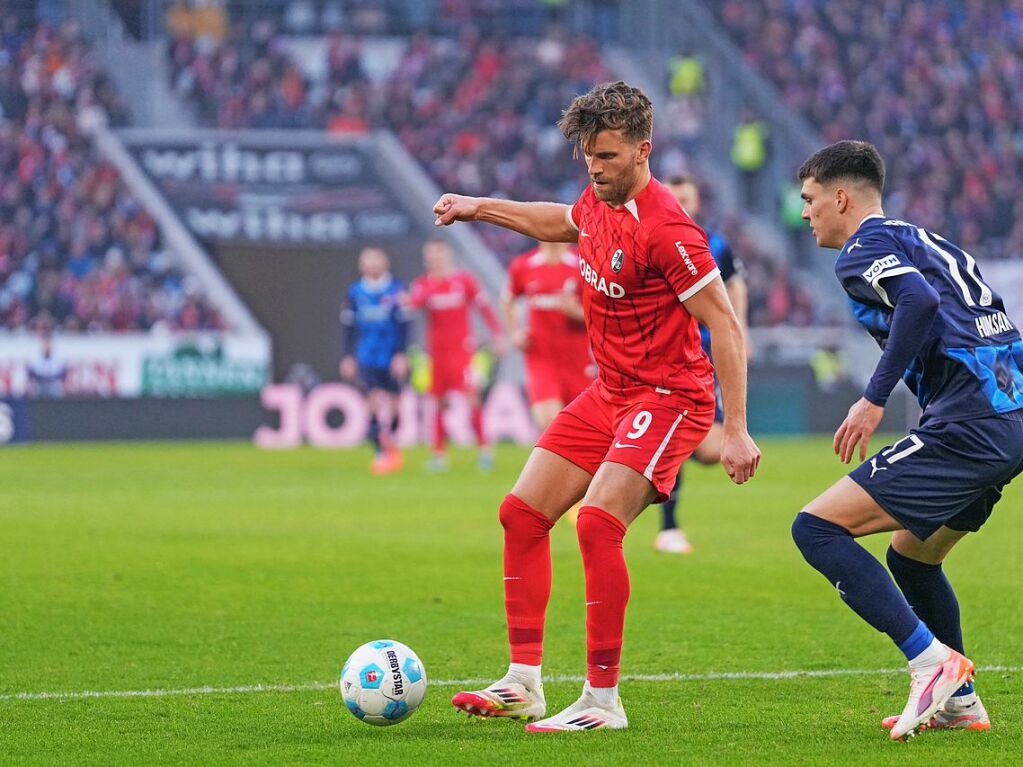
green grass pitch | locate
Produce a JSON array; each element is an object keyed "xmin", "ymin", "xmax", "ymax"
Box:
[{"xmin": 1, "ymin": 439, "xmax": 1020, "ymax": 765}]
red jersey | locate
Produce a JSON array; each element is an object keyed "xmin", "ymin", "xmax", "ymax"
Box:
[
  {"xmin": 506, "ymin": 248, "xmax": 590, "ymax": 363},
  {"xmin": 567, "ymin": 177, "xmax": 719, "ymax": 405},
  {"xmin": 408, "ymin": 269, "xmax": 500, "ymax": 358}
]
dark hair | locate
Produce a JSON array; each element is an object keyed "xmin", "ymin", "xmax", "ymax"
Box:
[
  {"xmin": 798, "ymin": 140, "xmax": 885, "ymax": 193},
  {"xmin": 665, "ymin": 174, "xmax": 697, "ymax": 187},
  {"xmin": 558, "ymin": 81, "xmax": 653, "ymax": 152}
]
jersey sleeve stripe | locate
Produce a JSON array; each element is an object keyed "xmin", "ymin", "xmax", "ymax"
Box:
[
  {"xmin": 677, "ymin": 267, "xmax": 721, "ymax": 303},
  {"xmin": 869, "ymin": 265, "xmax": 921, "ymax": 307},
  {"xmin": 565, "ymin": 204, "xmax": 579, "ymax": 232}
]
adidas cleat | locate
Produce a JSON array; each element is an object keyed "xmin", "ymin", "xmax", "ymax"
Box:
[
  {"xmin": 451, "ymin": 681, "xmax": 545, "ymax": 721},
  {"xmin": 890, "ymin": 648, "xmax": 975, "ymax": 741},
  {"xmin": 525, "ymin": 682, "xmax": 627, "ymax": 732},
  {"xmin": 882, "ymin": 693, "xmax": 990, "ymax": 732}
]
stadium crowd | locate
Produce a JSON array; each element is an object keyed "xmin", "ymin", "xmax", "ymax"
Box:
[
  {"xmin": 167, "ymin": 14, "xmax": 809, "ymax": 325},
  {"xmin": 0, "ymin": 15, "xmax": 228, "ymax": 332},
  {"xmin": 713, "ymin": 0, "xmax": 1023, "ymax": 260}
]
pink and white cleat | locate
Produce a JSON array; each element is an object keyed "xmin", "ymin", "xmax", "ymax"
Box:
[
  {"xmin": 525, "ymin": 682, "xmax": 628, "ymax": 732},
  {"xmin": 889, "ymin": 647, "xmax": 975, "ymax": 741},
  {"xmin": 451, "ymin": 680, "xmax": 545, "ymax": 721},
  {"xmin": 882, "ymin": 693, "xmax": 990, "ymax": 732}
]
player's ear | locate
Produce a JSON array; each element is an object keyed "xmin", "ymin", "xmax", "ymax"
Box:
[
  {"xmin": 636, "ymin": 139, "xmax": 652, "ymax": 163},
  {"xmin": 834, "ymin": 187, "xmax": 850, "ymax": 214}
]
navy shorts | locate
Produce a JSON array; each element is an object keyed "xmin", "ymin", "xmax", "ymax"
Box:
[
  {"xmin": 850, "ymin": 411, "xmax": 1023, "ymax": 541},
  {"xmin": 359, "ymin": 366, "xmax": 400, "ymax": 394},
  {"xmin": 713, "ymin": 378, "xmax": 724, "ymax": 423}
]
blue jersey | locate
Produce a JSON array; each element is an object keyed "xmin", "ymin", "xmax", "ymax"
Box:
[
  {"xmin": 700, "ymin": 230, "xmax": 745, "ymax": 351},
  {"xmin": 837, "ymin": 215, "xmax": 1023, "ymax": 422},
  {"xmin": 341, "ymin": 276, "xmax": 407, "ymax": 369}
]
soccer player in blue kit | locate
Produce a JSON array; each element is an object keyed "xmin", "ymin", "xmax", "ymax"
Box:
[
  {"xmin": 341, "ymin": 246, "xmax": 410, "ymax": 474},
  {"xmin": 792, "ymin": 141, "xmax": 1023, "ymax": 741}
]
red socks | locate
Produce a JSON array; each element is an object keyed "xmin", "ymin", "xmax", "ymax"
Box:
[
  {"xmin": 577, "ymin": 506, "xmax": 630, "ymax": 687},
  {"xmin": 432, "ymin": 408, "xmax": 445, "ymax": 453},
  {"xmin": 499, "ymin": 498, "xmax": 630, "ymax": 686},
  {"xmin": 500, "ymin": 494, "xmax": 553, "ymax": 665},
  {"xmin": 471, "ymin": 405, "xmax": 487, "ymax": 447}
]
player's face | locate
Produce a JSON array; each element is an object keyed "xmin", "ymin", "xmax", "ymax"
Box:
[
  {"xmin": 583, "ymin": 130, "xmax": 650, "ymax": 206},
  {"xmin": 423, "ymin": 243, "xmax": 452, "ymax": 274},
  {"xmin": 359, "ymin": 248, "xmax": 388, "ymax": 279},
  {"xmin": 670, "ymin": 182, "xmax": 700, "ymax": 217},
  {"xmin": 800, "ymin": 178, "xmax": 843, "ymax": 249}
]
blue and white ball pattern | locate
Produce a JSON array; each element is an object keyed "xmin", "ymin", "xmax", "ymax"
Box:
[{"xmin": 340, "ymin": 640, "xmax": 427, "ymax": 726}]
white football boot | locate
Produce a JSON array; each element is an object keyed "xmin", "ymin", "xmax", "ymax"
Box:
[
  {"xmin": 889, "ymin": 647, "xmax": 975, "ymax": 741},
  {"xmin": 882, "ymin": 692, "xmax": 990, "ymax": 732},
  {"xmin": 654, "ymin": 528, "xmax": 693, "ymax": 554},
  {"xmin": 451, "ymin": 678, "xmax": 546, "ymax": 721},
  {"xmin": 525, "ymin": 682, "xmax": 628, "ymax": 732}
]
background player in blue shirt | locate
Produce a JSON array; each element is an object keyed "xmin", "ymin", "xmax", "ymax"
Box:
[
  {"xmin": 340, "ymin": 246, "xmax": 410, "ymax": 475},
  {"xmin": 792, "ymin": 141, "xmax": 1022, "ymax": 741},
  {"xmin": 656, "ymin": 175, "xmax": 750, "ymax": 555}
]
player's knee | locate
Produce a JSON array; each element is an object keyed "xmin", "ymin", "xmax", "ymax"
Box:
[
  {"xmin": 499, "ymin": 494, "xmax": 552, "ymax": 535},
  {"xmin": 791, "ymin": 511, "xmax": 850, "ymax": 561},
  {"xmin": 886, "ymin": 544, "xmax": 941, "ymax": 576},
  {"xmin": 576, "ymin": 507, "xmax": 626, "ymax": 556}
]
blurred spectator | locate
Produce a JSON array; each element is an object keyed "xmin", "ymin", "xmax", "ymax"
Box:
[
  {"xmin": 712, "ymin": 0, "xmax": 1023, "ymax": 260},
  {"xmin": 26, "ymin": 331, "xmax": 67, "ymax": 397},
  {"xmin": 731, "ymin": 110, "xmax": 769, "ymax": 211},
  {"xmin": 0, "ymin": 15, "xmax": 228, "ymax": 332}
]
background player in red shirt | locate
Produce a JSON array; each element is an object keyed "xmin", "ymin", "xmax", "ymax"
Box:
[
  {"xmin": 434, "ymin": 81, "xmax": 761, "ymax": 732},
  {"xmin": 407, "ymin": 238, "xmax": 505, "ymax": 471},
  {"xmin": 502, "ymin": 241, "xmax": 592, "ymax": 431}
]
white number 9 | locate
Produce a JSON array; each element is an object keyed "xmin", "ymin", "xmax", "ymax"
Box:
[{"xmin": 626, "ymin": 410, "xmax": 652, "ymax": 439}]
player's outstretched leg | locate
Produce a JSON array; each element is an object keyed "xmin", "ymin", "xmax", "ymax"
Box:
[
  {"xmin": 655, "ymin": 467, "xmax": 692, "ymax": 554},
  {"xmin": 527, "ymin": 506, "xmax": 629, "ymax": 732},
  {"xmin": 452, "ymin": 494, "xmax": 552, "ymax": 721},
  {"xmin": 791, "ymin": 501, "xmax": 974, "ymax": 741}
]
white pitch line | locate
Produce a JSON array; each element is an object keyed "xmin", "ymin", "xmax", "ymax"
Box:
[{"xmin": 2, "ymin": 665, "xmax": 1018, "ymax": 703}]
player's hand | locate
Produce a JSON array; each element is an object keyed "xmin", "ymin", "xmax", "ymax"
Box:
[
  {"xmin": 390, "ymin": 353, "xmax": 409, "ymax": 381},
  {"xmin": 834, "ymin": 397, "xmax": 884, "ymax": 464},
  {"xmin": 511, "ymin": 328, "xmax": 529, "ymax": 351},
  {"xmin": 340, "ymin": 356, "xmax": 358, "ymax": 382},
  {"xmin": 433, "ymin": 194, "xmax": 480, "ymax": 227},
  {"xmin": 720, "ymin": 428, "xmax": 761, "ymax": 485}
]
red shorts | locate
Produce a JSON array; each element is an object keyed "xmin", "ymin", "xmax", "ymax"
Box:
[
  {"xmin": 536, "ymin": 380, "xmax": 714, "ymax": 502},
  {"xmin": 524, "ymin": 354, "xmax": 593, "ymax": 406},
  {"xmin": 431, "ymin": 353, "xmax": 473, "ymax": 396}
]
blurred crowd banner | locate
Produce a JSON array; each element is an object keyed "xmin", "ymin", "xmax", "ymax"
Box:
[
  {"xmin": 118, "ymin": 130, "xmax": 412, "ymax": 246},
  {"xmin": 0, "ymin": 333, "xmax": 269, "ymax": 398}
]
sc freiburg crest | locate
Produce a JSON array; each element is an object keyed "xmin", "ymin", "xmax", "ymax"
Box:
[{"xmin": 611, "ymin": 248, "xmax": 624, "ymax": 273}]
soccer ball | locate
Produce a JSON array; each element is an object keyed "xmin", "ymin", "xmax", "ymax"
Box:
[{"xmin": 339, "ymin": 640, "xmax": 427, "ymax": 726}]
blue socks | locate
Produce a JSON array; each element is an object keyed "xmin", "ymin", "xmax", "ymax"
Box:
[
  {"xmin": 791, "ymin": 512, "xmax": 921, "ymax": 650},
  {"xmin": 887, "ymin": 545, "xmax": 974, "ymax": 695}
]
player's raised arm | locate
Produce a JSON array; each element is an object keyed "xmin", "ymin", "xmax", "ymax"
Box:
[
  {"xmin": 684, "ymin": 277, "xmax": 761, "ymax": 484},
  {"xmin": 433, "ymin": 194, "xmax": 578, "ymax": 244}
]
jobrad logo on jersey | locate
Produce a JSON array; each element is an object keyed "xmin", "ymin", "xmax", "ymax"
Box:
[
  {"xmin": 580, "ymin": 258, "xmax": 625, "ymax": 298},
  {"xmin": 675, "ymin": 241, "xmax": 698, "ymax": 276}
]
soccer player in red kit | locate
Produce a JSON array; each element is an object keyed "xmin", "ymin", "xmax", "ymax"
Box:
[
  {"xmin": 407, "ymin": 238, "xmax": 505, "ymax": 470},
  {"xmin": 435, "ymin": 81, "xmax": 761, "ymax": 731},
  {"xmin": 502, "ymin": 241, "xmax": 592, "ymax": 431}
]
